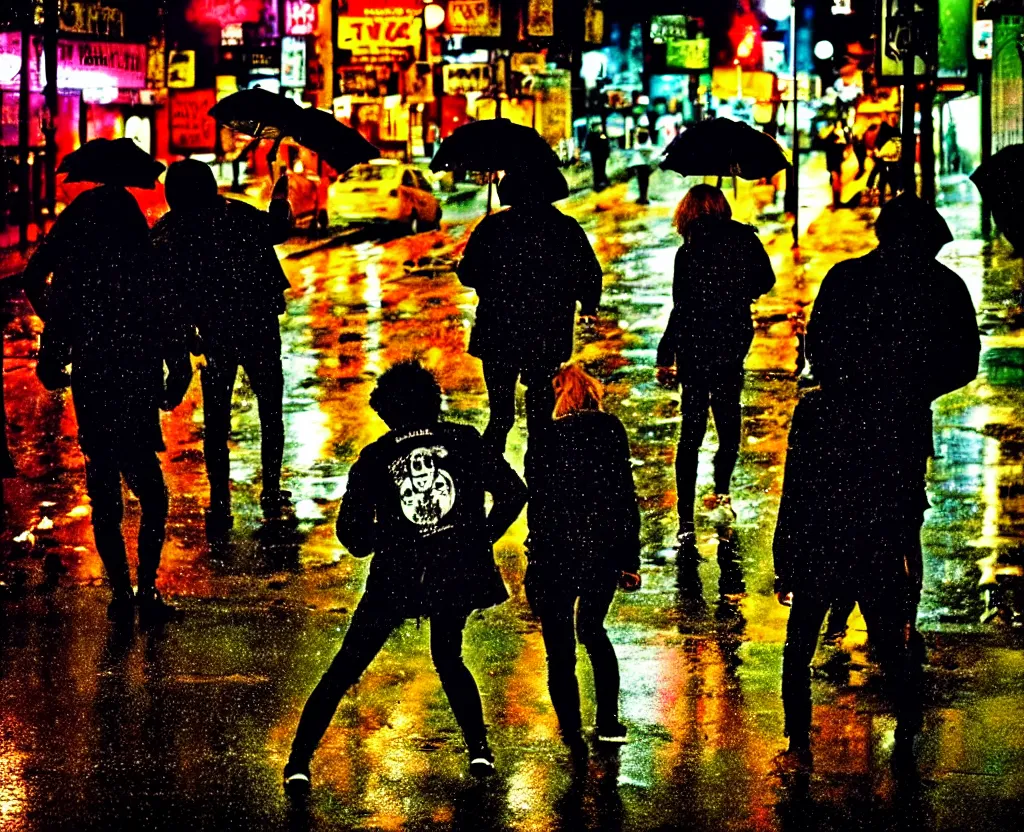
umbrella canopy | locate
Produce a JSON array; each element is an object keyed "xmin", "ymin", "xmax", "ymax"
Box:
[
  {"xmin": 292, "ymin": 107, "xmax": 379, "ymax": 173},
  {"xmin": 971, "ymin": 144, "xmax": 1024, "ymax": 252},
  {"xmin": 497, "ymin": 163, "xmax": 569, "ymax": 206},
  {"xmin": 660, "ymin": 118, "xmax": 791, "ymax": 180},
  {"xmin": 429, "ymin": 118, "xmax": 560, "ymax": 173},
  {"xmin": 57, "ymin": 137, "xmax": 165, "ymax": 189},
  {"xmin": 208, "ymin": 88, "xmax": 304, "ymax": 139}
]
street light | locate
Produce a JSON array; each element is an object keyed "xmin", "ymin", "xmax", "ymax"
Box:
[{"xmin": 423, "ymin": 2, "xmax": 445, "ymax": 31}]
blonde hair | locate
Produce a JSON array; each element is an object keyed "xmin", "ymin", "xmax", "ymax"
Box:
[
  {"xmin": 673, "ymin": 184, "xmax": 731, "ymax": 239},
  {"xmin": 552, "ymin": 363, "xmax": 603, "ymax": 418}
]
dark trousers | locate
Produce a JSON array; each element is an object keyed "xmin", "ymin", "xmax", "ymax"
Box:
[
  {"xmin": 634, "ymin": 166, "xmax": 650, "ymax": 202},
  {"xmin": 200, "ymin": 344, "xmax": 284, "ymax": 512},
  {"xmin": 289, "ymin": 599, "xmax": 487, "ymax": 765},
  {"xmin": 527, "ymin": 575, "xmax": 620, "ymax": 736},
  {"xmin": 481, "ymin": 361, "xmax": 556, "ymax": 455},
  {"xmin": 84, "ymin": 449, "xmax": 168, "ymax": 594},
  {"xmin": 592, "ymin": 155, "xmax": 609, "ymax": 190},
  {"xmin": 676, "ymin": 371, "xmax": 744, "ymax": 528},
  {"xmin": 781, "ymin": 588, "xmax": 923, "ymax": 741}
]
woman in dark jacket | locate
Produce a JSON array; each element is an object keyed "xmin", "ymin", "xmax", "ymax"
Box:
[
  {"xmin": 656, "ymin": 185, "xmax": 775, "ymax": 558},
  {"xmin": 525, "ymin": 364, "xmax": 641, "ymax": 761}
]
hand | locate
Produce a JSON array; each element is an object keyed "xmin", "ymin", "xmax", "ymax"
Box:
[
  {"xmin": 619, "ymin": 571, "xmax": 642, "ymax": 592},
  {"xmin": 776, "ymin": 591, "xmax": 793, "ymax": 607},
  {"xmin": 656, "ymin": 366, "xmax": 676, "ymax": 388}
]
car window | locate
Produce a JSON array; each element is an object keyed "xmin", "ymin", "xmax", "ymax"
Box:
[
  {"xmin": 413, "ymin": 171, "xmax": 432, "ymax": 191},
  {"xmin": 340, "ymin": 165, "xmax": 397, "ymax": 182},
  {"xmin": 401, "ymin": 171, "xmax": 416, "ymax": 188}
]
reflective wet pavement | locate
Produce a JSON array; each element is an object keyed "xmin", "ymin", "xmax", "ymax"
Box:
[{"xmin": 2, "ymin": 164, "xmax": 1023, "ymax": 830}]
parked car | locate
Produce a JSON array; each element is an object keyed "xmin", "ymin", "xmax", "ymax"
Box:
[{"xmin": 327, "ymin": 160, "xmax": 442, "ymax": 233}]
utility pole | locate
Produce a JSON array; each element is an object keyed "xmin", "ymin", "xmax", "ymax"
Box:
[
  {"xmin": 17, "ymin": 23, "xmax": 30, "ymax": 251},
  {"xmin": 788, "ymin": 0, "xmax": 802, "ymax": 249},
  {"xmin": 42, "ymin": 0, "xmax": 58, "ymax": 221},
  {"xmin": 899, "ymin": 3, "xmax": 917, "ymax": 196}
]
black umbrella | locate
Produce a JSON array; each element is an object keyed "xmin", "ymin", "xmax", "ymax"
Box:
[
  {"xmin": 660, "ymin": 117, "xmax": 791, "ymax": 180},
  {"xmin": 57, "ymin": 138, "xmax": 165, "ymax": 189},
  {"xmin": 292, "ymin": 107, "xmax": 379, "ymax": 172},
  {"xmin": 498, "ymin": 164, "xmax": 569, "ymax": 205},
  {"xmin": 971, "ymin": 144, "xmax": 1024, "ymax": 252},
  {"xmin": 429, "ymin": 118, "xmax": 560, "ymax": 173},
  {"xmin": 207, "ymin": 88, "xmax": 304, "ymax": 140}
]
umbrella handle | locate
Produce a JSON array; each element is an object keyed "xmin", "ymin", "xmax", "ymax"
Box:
[{"xmin": 267, "ymin": 135, "xmax": 284, "ymax": 184}]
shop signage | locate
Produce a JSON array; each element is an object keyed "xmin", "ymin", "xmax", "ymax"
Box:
[
  {"xmin": 667, "ymin": 37, "xmax": 710, "ymax": 71},
  {"xmin": 404, "ymin": 62, "xmax": 434, "ymax": 103},
  {"xmin": 167, "ymin": 50, "xmax": 196, "ymax": 88},
  {"xmin": 337, "ymin": 65, "xmax": 388, "ymax": 97},
  {"xmin": 59, "ymin": 2, "xmax": 126, "ymax": 38},
  {"xmin": 442, "ymin": 63, "xmax": 492, "ymax": 94},
  {"xmin": 338, "ymin": 16, "xmax": 422, "ymax": 50},
  {"xmin": 527, "ymin": 0, "xmax": 553, "ymax": 38},
  {"xmin": 584, "ymin": 0, "xmax": 603, "ymax": 45},
  {"xmin": 285, "ymin": 0, "xmax": 318, "ymax": 34},
  {"xmin": 187, "ymin": 0, "xmax": 265, "ymax": 27},
  {"xmin": 281, "ymin": 36, "xmax": 307, "ymax": 87},
  {"xmin": 146, "ymin": 35, "xmax": 166, "ymax": 89},
  {"xmin": 511, "ymin": 52, "xmax": 546, "ymax": 74},
  {"xmin": 169, "ymin": 88, "xmax": 218, "ymax": 152},
  {"xmin": 51, "ymin": 39, "xmax": 147, "ymax": 89},
  {"xmin": 446, "ymin": 1, "xmax": 501, "ymax": 37},
  {"xmin": 532, "ymin": 70, "xmax": 571, "ymax": 144},
  {"xmin": 650, "ymin": 15, "xmax": 689, "ymax": 42},
  {"xmin": 221, "ymin": 23, "xmax": 244, "ymax": 45},
  {"xmin": 345, "ymin": 1, "xmax": 424, "ymax": 16},
  {"xmin": 247, "ymin": 45, "xmax": 280, "ymax": 75},
  {"xmin": 973, "ymin": 20, "xmax": 993, "ymax": 60}
]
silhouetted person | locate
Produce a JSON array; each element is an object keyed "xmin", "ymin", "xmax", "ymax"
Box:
[
  {"xmin": 773, "ymin": 194, "xmax": 980, "ymax": 767},
  {"xmin": 457, "ymin": 173, "xmax": 602, "ymax": 455},
  {"xmin": 656, "ymin": 185, "xmax": 775, "ymax": 563},
  {"xmin": 525, "ymin": 364, "xmax": 641, "ymax": 763},
  {"xmin": 628, "ymin": 127, "xmax": 654, "ymax": 205},
  {"xmin": 283, "ymin": 361, "xmax": 527, "ymax": 795},
  {"xmin": 22, "ymin": 184, "xmax": 191, "ymax": 622},
  {"xmin": 868, "ymin": 118, "xmax": 902, "ymax": 204},
  {"xmin": 822, "ymin": 120, "xmax": 849, "ymax": 210},
  {"xmin": 586, "ymin": 123, "xmax": 611, "ymax": 191},
  {"xmin": 151, "ymin": 160, "xmax": 292, "ymax": 536}
]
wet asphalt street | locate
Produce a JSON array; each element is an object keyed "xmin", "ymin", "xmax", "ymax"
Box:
[{"xmin": 1, "ymin": 162, "xmax": 1024, "ymax": 831}]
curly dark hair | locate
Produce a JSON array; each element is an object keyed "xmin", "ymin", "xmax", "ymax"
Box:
[{"xmin": 369, "ymin": 361, "xmax": 442, "ymax": 427}]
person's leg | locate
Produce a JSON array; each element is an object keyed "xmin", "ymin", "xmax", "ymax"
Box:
[
  {"xmin": 676, "ymin": 381, "xmax": 712, "ymax": 534},
  {"xmin": 521, "ymin": 366, "xmax": 556, "ymax": 443},
  {"xmin": 242, "ymin": 336, "xmax": 287, "ymax": 513},
  {"xmin": 576, "ymin": 580, "xmax": 621, "ymax": 735},
  {"xmin": 830, "ymin": 170, "xmax": 842, "ymax": 208},
  {"xmin": 823, "ymin": 594, "xmax": 857, "ymax": 643},
  {"xmin": 288, "ymin": 601, "xmax": 402, "ymax": 769},
  {"xmin": 637, "ymin": 167, "xmax": 650, "ymax": 203},
  {"xmin": 481, "ymin": 361, "xmax": 519, "ymax": 455},
  {"xmin": 84, "ymin": 453, "xmax": 132, "ymax": 611},
  {"xmin": 781, "ymin": 594, "xmax": 830, "ymax": 750},
  {"xmin": 528, "ymin": 579, "xmax": 584, "ymax": 740},
  {"xmin": 429, "ymin": 613, "xmax": 489, "ymax": 755},
  {"xmin": 709, "ymin": 371, "xmax": 744, "ymax": 498},
  {"xmin": 120, "ymin": 450, "xmax": 169, "ymax": 600},
  {"xmin": 199, "ymin": 351, "xmax": 238, "ymax": 517}
]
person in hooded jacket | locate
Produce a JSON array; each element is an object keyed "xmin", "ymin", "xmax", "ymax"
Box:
[
  {"xmin": 21, "ymin": 183, "xmax": 192, "ymax": 623},
  {"xmin": 457, "ymin": 171, "xmax": 603, "ymax": 456},
  {"xmin": 150, "ymin": 160, "xmax": 292, "ymax": 536},
  {"xmin": 525, "ymin": 363, "xmax": 641, "ymax": 762},
  {"xmin": 655, "ymin": 185, "xmax": 776, "ymax": 567},
  {"xmin": 284, "ymin": 361, "xmax": 527, "ymax": 795},
  {"xmin": 773, "ymin": 194, "xmax": 980, "ymax": 767}
]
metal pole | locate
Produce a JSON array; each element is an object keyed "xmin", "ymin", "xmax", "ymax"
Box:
[
  {"xmin": 900, "ymin": 6, "xmax": 917, "ymax": 195},
  {"xmin": 980, "ymin": 63, "xmax": 992, "ymax": 237},
  {"xmin": 18, "ymin": 27, "xmax": 31, "ymax": 252},
  {"xmin": 42, "ymin": 0, "xmax": 58, "ymax": 222},
  {"xmin": 790, "ymin": 0, "xmax": 800, "ymax": 248}
]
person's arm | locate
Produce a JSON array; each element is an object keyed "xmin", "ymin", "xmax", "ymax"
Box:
[
  {"xmin": 743, "ymin": 229, "xmax": 776, "ymax": 299},
  {"xmin": 481, "ymin": 443, "xmax": 527, "ymax": 544},
  {"xmin": 20, "ymin": 219, "xmax": 62, "ymax": 320},
  {"xmin": 610, "ymin": 419, "xmax": 641, "ymax": 574},
  {"xmin": 656, "ymin": 248, "xmax": 687, "ymax": 382},
  {"xmin": 929, "ymin": 274, "xmax": 980, "ymax": 400},
  {"xmin": 570, "ymin": 221, "xmax": 603, "ymax": 317},
  {"xmin": 336, "ymin": 453, "xmax": 378, "ymax": 557},
  {"xmin": 456, "ymin": 218, "xmax": 493, "ymax": 291},
  {"xmin": 267, "ymin": 176, "xmax": 294, "ymax": 244},
  {"xmin": 805, "ymin": 267, "xmax": 841, "ymax": 381}
]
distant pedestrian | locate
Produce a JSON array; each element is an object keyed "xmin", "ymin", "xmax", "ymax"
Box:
[
  {"xmin": 457, "ymin": 172, "xmax": 603, "ymax": 455},
  {"xmin": 656, "ymin": 185, "xmax": 775, "ymax": 568},
  {"xmin": 628, "ymin": 128, "xmax": 654, "ymax": 205},
  {"xmin": 821, "ymin": 120, "xmax": 849, "ymax": 209},
  {"xmin": 525, "ymin": 364, "xmax": 641, "ymax": 762},
  {"xmin": 151, "ymin": 160, "xmax": 293, "ymax": 538},
  {"xmin": 283, "ymin": 361, "xmax": 527, "ymax": 795},
  {"xmin": 586, "ymin": 122, "xmax": 611, "ymax": 191},
  {"xmin": 22, "ymin": 184, "xmax": 191, "ymax": 623},
  {"xmin": 773, "ymin": 194, "xmax": 981, "ymax": 768}
]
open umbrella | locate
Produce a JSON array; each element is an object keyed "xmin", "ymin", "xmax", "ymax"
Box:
[
  {"xmin": 429, "ymin": 118, "xmax": 560, "ymax": 173},
  {"xmin": 207, "ymin": 88, "xmax": 304, "ymax": 139},
  {"xmin": 57, "ymin": 138, "xmax": 165, "ymax": 189},
  {"xmin": 292, "ymin": 107, "xmax": 379, "ymax": 173},
  {"xmin": 971, "ymin": 144, "xmax": 1024, "ymax": 252},
  {"xmin": 660, "ymin": 117, "xmax": 791, "ymax": 180}
]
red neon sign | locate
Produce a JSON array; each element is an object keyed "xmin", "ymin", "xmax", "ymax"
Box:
[
  {"xmin": 186, "ymin": 0, "xmax": 265, "ymax": 27},
  {"xmin": 285, "ymin": 1, "xmax": 318, "ymax": 35}
]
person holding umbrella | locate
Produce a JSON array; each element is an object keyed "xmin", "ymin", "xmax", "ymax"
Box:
[
  {"xmin": 283, "ymin": 361, "xmax": 527, "ymax": 794},
  {"xmin": 457, "ymin": 166, "xmax": 603, "ymax": 455},
  {"xmin": 655, "ymin": 185, "xmax": 775, "ymax": 576},
  {"xmin": 773, "ymin": 194, "xmax": 980, "ymax": 767},
  {"xmin": 151, "ymin": 160, "xmax": 293, "ymax": 536},
  {"xmin": 21, "ymin": 139, "xmax": 192, "ymax": 624}
]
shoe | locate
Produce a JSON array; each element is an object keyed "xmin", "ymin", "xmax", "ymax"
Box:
[
  {"xmin": 283, "ymin": 760, "xmax": 311, "ymax": 797},
  {"xmin": 676, "ymin": 529, "xmax": 699, "ymax": 560},
  {"xmin": 261, "ymin": 489, "xmax": 294, "ymax": 522},
  {"xmin": 773, "ymin": 740, "xmax": 813, "ymax": 774},
  {"xmin": 205, "ymin": 508, "xmax": 233, "ymax": 540},
  {"xmin": 107, "ymin": 588, "xmax": 135, "ymax": 622},
  {"xmin": 563, "ymin": 732, "xmax": 589, "ymax": 767},
  {"xmin": 596, "ymin": 720, "xmax": 628, "ymax": 744},
  {"xmin": 138, "ymin": 587, "xmax": 178, "ymax": 625},
  {"xmin": 468, "ymin": 743, "xmax": 495, "ymax": 777}
]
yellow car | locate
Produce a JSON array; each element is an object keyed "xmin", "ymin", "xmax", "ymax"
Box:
[{"xmin": 327, "ymin": 160, "xmax": 442, "ymax": 233}]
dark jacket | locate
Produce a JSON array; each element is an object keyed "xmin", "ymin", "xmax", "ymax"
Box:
[
  {"xmin": 151, "ymin": 196, "xmax": 290, "ymax": 355},
  {"xmin": 336, "ymin": 420, "xmax": 527, "ymax": 617},
  {"xmin": 22, "ymin": 185, "xmax": 184, "ymax": 455},
  {"xmin": 525, "ymin": 410, "xmax": 641, "ymax": 584},
  {"xmin": 657, "ymin": 218, "xmax": 775, "ymax": 380},
  {"xmin": 774, "ymin": 243, "xmax": 980, "ymax": 595},
  {"xmin": 457, "ymin": 205, "xmax": 602, "ymax": 368}
]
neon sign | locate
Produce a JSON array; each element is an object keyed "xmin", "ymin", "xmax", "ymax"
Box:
[
  {"xmin": 285, "ymin": 1, "xmax": 317, "ymax": 35},
  {"xmin": 186, "ymin": 0, "xmax": 265, "ymax": 27}
]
